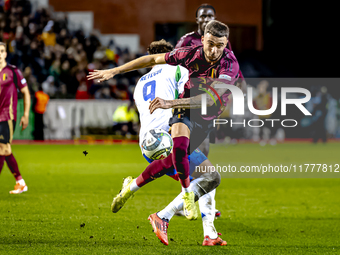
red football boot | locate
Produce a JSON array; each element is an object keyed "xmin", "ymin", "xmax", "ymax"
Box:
[
  {"xmin": 148, "ymin": 213, "xmax": 169, "ymax": 245},
  {"xmin": 202, "ymin": 235, "xmax": 227, "ymax": 246}
]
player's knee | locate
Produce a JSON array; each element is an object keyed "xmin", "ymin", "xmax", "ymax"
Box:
[
  {"xmin": 210, "ymin": 170, "xmax": 221, "ymax": 189},
  {"xmin": 202, "ymin": 170, "xmax": 221, "ymax": 190},
  {"xmin": 194, "ymin": 171, "xmax": 221, "ymax": 196}
]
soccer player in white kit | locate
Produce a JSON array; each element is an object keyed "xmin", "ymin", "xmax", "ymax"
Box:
[{"xmin": 131, "ymin": 40, "xmax": 226, "ymax": 246}]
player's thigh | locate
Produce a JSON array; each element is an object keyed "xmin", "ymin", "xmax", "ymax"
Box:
[
  {"xmin": 0, "ymin": 121, "xmax": 14, "ymax": 156},
  {"xmin": 191, "ymin": 158, "xmax": 216, "ymax": 178},
  {"xmin": 189, "ymin": 148, "xmax": 217, "ymax": 178},
  {"xmin": 0, "ymin": 143, "xmax": 11, "ymax": 156},
  {"xmin": 198, "ymin": 137, "xmax": 210, "ymax": 157},
  {"xmin": 189, "ymin": 121, "xmax": 214, "ymax": 154},
  {"xmin": 171, "ymin": 122, "xmax": 190, "ymax": 139},
  {"xmin": 169, "ymin": 109, "xmax": 192, "ymax": 139}
]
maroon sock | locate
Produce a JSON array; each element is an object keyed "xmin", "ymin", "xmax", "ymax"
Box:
[
  {"xmin": 5, "ymin": 154, "xmax": 22, "ymax": 181},
  {"xmin": 172, "ymin": 136, "xmax": 190, "ymax": 188},
  {"xmin": 168, "ymin": 173, "xmax": 180, "ymax": 181},
  {"xmin": 136, "ymin": 154, "xmax": 174, "ymax": 187},
  {"xmin": 180, "ymin": 176, "xmax": 191, "ymax": 188},
  {"xmin": 0, "ymin": 156, "xmax": 5, "ymax": 175}
]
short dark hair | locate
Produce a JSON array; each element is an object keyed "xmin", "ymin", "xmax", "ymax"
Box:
[
  {"xmin": 195, "ymin": 4, "xmax": 216, "ymax": 17},
  {"xmin": 0, "ymin": 42, "xmax": 6, "ymax": 48},
  {"xmin": 147, "ymin": 39, "xmax": 174, "ymax": 54},
  {"xmin": 204, "ymin": 20, "xmax": 229, "ymax": 38}
]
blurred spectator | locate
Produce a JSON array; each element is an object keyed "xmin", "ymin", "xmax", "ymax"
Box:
[
  {"xmin": 253, "ymin": 80, "xmax": 276, "ymax": 145},
  {"xmin": 75, "ymin": 69, "xmax": 89, "ymax": 99},
  {"xmin": 112, "ymin": 101, "xmax": 139, "ymax": 136},
  {"xmin": 41, "ymin": 20, "xmax": 56, "ymax": 46},
  {"xmin": 41, "ymin": 75, "xmax": 56, "ymax": 97},
  {"xmin": 311, "ymin": 86, "xmax": 328, "ymax": 143},
  {"xmin": 0, "ymin": 2, "xmax": 144, "ymax": 100},
  {"xmin": 94, "ymin": 86, "xmax": 111, "ymax": 99},
  {"xmin": 33, "ymin": 86, "xmax": 50, "ymax": 140},
  {"xmin": 54, "ymin": 84, "xmax": 73, "ymax": 99},
  {"xmin": 23, "ymin": 66, "xmax": 38, "ymax": 93}
]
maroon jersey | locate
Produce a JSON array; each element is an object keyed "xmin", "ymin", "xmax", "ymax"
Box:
[
  {"xmin": 0, "ymin": 64, "xmax": 27, "ymax": 122},
  {"xmin": 176, "ymin": 31, "xmax": 244, "ymax": 80},
  {"xmin": 165, "ymin": 45, "xmax": 240, "ymax": 120},
  {"xmin": 175, "ymin": 31, "xmax": 202, "ymax": 48}
]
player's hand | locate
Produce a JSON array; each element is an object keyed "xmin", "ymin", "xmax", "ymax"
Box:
[
  {"xmin": 87, "ymin": 68, "xmax": 118, "ymax": 82},
  {"xmin": 20, "ymin": 115, "xmax": 29, "ymax": 131},
  {"xmin": 149, "ymin": 97, "xmax": 172, "ymax": 114}
]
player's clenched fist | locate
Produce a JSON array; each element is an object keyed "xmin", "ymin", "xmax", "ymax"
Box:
[{"xmin": 87, "ymin": 68, "xmax": 119, "ymax": 82}]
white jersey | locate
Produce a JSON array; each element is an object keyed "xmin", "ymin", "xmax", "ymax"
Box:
[{"xmin": 134, "ymin": 64, "xmax": 189, "ymax": 150}]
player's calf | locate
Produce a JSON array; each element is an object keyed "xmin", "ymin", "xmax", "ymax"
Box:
[{"xmin": 172, "ymin": 136, "xmax": 190, "ymax": 188}]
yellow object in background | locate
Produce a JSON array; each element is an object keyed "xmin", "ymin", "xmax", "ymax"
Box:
[{"xmin": 112, "ymin": 104, "xmax": 139, "ymax": 123}]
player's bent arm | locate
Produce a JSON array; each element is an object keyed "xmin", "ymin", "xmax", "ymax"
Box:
[
  {"xmin": 149, "ymin": 81, "xmax": 231, "ymax": 113},
  {"xmin": 87, "ymin": 54, "xmax": 166, "ymax": 82},
  {"xmin": 20, "ymin": 86, "xmax": 31, "ymax": 130}
]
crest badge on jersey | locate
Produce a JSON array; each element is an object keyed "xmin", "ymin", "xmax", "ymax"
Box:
[
  {"xmin": 3, "ymin": 73, "xmax": 7, "ymax": 81},
  {"xmin": 169, "ymin": 49, "xmax": 177, "ymax": 56},
  {"xmin": 190, "ymin": 63, "xmax": 199, "ymax": 72}
]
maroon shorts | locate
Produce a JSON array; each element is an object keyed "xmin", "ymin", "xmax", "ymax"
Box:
[{"xmin": 0, "ymin": 120, "xmax": 16, "ymax": 144}]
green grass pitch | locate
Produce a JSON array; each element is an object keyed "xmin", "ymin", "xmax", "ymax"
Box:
[{"xmin": 0, "ymin": 143, "xmax": 339, "ymax": 254}]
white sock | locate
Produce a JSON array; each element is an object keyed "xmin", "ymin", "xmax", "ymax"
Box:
[
  {"xmin": 202, "ymin": 219, "xmax": 218, "ymax": 239},
  {"xmin": 183, "ymin": 187, "xmax": 190, "ymax": 193},
  {"xmin": 129, "ymin": 179, "xmax": 140, "ymax": 192},
  {"xmin": 199, "ymin": 189, "xmax": 216, "ymax": 221},
  {"xmin": 199, "ymin": 189, "xmax": 218, "ymax": 239},
  {"xmin": 17, "ymin": 179, "xmax": 26, "ymax": 186},
  {"xmin": 157, "ymin": 192, "xmax": 184, "ymax": 221},
  {"xmin": 157, "ymin": 179, "xmax": 203, "ymax": 221}
]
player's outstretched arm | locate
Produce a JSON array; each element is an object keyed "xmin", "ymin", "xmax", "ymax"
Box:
[
  {"xmin": 149, "ymin": 81, "xmax": 230, "ymax": 114},
  {"xmin": 87, "ymin": 54, "xmax": 166, "ymax": 82},
  {"xmin": 20, "ymin": 86, "xmax": 30, "ymax": 131}
]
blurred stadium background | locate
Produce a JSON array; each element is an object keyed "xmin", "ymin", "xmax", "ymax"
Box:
[
  {"xmin": 1, "ymin": 1, "xmax": 339, "ymax": 254},
  {"xmin": 0, "ymin": 0, "xmax": 338, "ymax": 143}
]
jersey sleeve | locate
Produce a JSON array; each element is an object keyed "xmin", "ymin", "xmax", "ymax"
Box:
[
  {"xmin": 217, "ymin": 54, "xmax": 240, "ymax": 85},
  {"xmin": 226, "ymin": 42, "xmax": 245, "ymax": 81},
  {"xmin": 175, "ymin": 66, "xmax": 189, "ymax": 97},
  {"xmin": 164, "ymin": 47, "xmax": 189, "ymax": 66},
  {"xmin": 175, "ymin": 35, "xmax": 190, "ymax": 48},
  {"xmin": 13, "ymin": 68, "xmax": 27, "ymax": 90}
]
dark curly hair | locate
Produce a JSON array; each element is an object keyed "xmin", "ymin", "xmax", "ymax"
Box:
[{"xmin": 147, "ymin": 39, "xmax": 174, "ymax": 54}]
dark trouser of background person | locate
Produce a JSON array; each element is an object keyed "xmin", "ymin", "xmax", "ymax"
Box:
[
  {"xmin": 112, "ymin": 122, "xmax": 137, "ymax": 137},
  {"xmin": 311, "ymin": 119, "xmax": 327, "ymax": 143},
  {"xmin": 33, "ymin": 112, "xmax": 44, "ymax": 140},
  {"xmin": 33, "ymin": 88, "xmax": 50, "ymax": 140}
]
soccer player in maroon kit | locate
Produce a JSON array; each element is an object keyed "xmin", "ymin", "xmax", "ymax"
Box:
[
  {"xmin": 176, "ymin": 4, "xmax": 216, "ymax": 49},
  {"xmin": 88, "ymin": 20, "xmax": 239, "ymax": 227},
  {"xmin": 175, "ymin": 4, "xmax": 242, "ymax": 219},
  {"xmin": 176, "ymin": 3, "xmax": 244, "ymax": 157},
  {"xmin": 0, "ymin": 42, "xmax": 31, "ymax": 194}
]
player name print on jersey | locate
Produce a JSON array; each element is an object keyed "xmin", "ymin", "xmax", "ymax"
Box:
[{"xmin": 140, "ymin": 69, "xmax": 162, "ymax": 81}]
